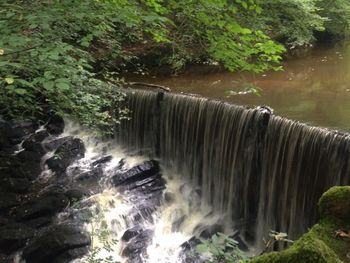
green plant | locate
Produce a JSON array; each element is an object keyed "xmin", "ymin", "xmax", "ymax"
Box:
[{"xmin": 196, "ymin": 233, "xmax": 248, "ymax": 263}]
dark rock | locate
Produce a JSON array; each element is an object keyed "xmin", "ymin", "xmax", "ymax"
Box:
[
  {"xmin": 164, "ymin": 192, "xmax": 176, "ymax": 203},
  {"xmin": 91, "ymin": 155, "xmax": 112, "ymax": 167},
  {"xmin": 25, "ymin": 216, "xmax": 52, "ymax": 229},
  {"xmin": 0, "ymin": 223, "xmax": 35, "ymax": 254},
  {"xmin": 22, "ymin": 130, "xmax": 49, "ymax": 154},
  {"xmin": 199, "ymin": 223, "xmax": 224, "ymax": 239},
  {"xmin": 0, "ymin": 177, "xmax": 31, "ymax": 193},
  {"xmin": 0, "ymin": 191, "xmax": 20, "ymax": 210},
  {"xmin": 65, "ymin": 189, "xmax": 87, "ymax": 202},
  {"xmin": 0, "ymin": 254, "xmax": 15, "ymax": 263},
  {"xmin": 46, "ymin": 138, "xmax": 85, "ymax": 174},
  {"xmin": 43, "ymin": 136, "xmax": 72, "ymax": 152},
  {"xmin": 112, "ymin": 160, "xmax": 160, "ymax": 187},
  {"xmin": 122, "ymin": 229, "xmax": 153, "ymax": 260},
  {"xmin": 23, "ymin": 224, "xmax": 91, "ymax": 263},
  {"xmin": 52, "ymin": 246, "xmax": 89, "ymax": 263},
  {"xmin": 122, "ymin": 226, "xmax": 143, "ymax": 242},
  {"xmin": 13, "ymin": 191, "xmax": 69, "ymax": 221},
  {"xmin": 181, "ymin": 236, "xmax": 201, "ymax": 251},
  {"xmin": 8, "ymin": 120, "xmax": 38, "ymax": 144},
  {"xmin": 75, "ymin": 167, "xmax": 102, "ymax": 184},
  {"xmin": 46, "ymin": 114, "xmax": 64, "ymax": 135}
]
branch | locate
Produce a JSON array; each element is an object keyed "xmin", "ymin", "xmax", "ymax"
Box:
[
  {"xmin": 128, "ymin": 81, "xmax": 171, "ymax": 92},
  {"xmin": 2, "ymin": 44, "xmax": 43, "ymax": 57}
]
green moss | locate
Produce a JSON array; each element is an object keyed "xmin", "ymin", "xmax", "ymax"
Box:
[
  {"xmin": 319, "ymin": 186, "xmax": 350, "ymax": 221},
  {"xmin": 252, "ymin": 186, "xmax": 350, "ymax": 263}
]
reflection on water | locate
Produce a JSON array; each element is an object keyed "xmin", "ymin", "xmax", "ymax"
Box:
[{"xmin": 128, "ymin": 44, "xmax": 350, "ymax": 132}]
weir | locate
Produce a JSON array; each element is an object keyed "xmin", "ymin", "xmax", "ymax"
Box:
[{"xmin": 116, "ymin": 89, "xmax": 350, "ymax": 249}]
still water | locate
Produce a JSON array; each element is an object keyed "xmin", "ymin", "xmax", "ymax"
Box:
[{"xmin": 128, "ymin": 45, "xmax": 350, "ymax": 132}]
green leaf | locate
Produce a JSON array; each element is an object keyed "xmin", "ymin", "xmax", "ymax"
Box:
[
  {"xmin": 4, "ymin": 77, "xmax": 14, "ymax": 84},
  {"xmin": 43, "ymin": 81, "xmax": 55, "ymax": 91},
  {"xmin": 14, "ymin": 88, "xmax": 27, "ymax": 95},
  {"xmin": 55, "ymin": 82, "xmax": 70, "ymax": 91}
]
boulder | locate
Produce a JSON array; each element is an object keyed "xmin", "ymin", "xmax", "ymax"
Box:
[
  {"xmin": 22, "ymin": 130, "xmax": 49, "ymax": 154},
  {"xmin": 23, "ymin": 224, "xmax": 91, "ymax": 263},
  {"xmin": 0, "ymin": 177, "xmax": 31, "ymax": 193},
  {"xmin": 46, "ymin": 114, "xmax": 65, "ymax": 135},
  {"xmin": 122, "ymin": 229, "xmax": 153, "ymax": 260},
  {"xmin": 0, "ymin": 223, "xmax": 35, "ymax": 254},
  {"xmin": 0, "ymin": 191, "xmax": 20, "ymax": 211},
  {"xmin": 91, "ymin": 155, "xmax": 112, "ymax": 167},
  {"xmin": 13, "ymin": 191, "xmax": 69, "ymax": 221},
  {"xmin": 43, "ymin": 136, "xmax": 72, "ymax": 152},
  {"xmin": 46, "ymin": 138, "xmax": 85, "ymax": 174},
  {"xmin": 111, "ymin": 160, "xmax": 160, "ymax": 188}
]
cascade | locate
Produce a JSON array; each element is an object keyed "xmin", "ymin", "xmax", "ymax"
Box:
[{"xmin": 117, "ymin": 89, "xmax": 350, "ymax": 249}]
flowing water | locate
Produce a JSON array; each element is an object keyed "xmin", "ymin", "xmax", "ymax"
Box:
[
  {"xmin": 127, "ymin": 44, "xmax": 350, "ymax": 132},
  {"xmin": 116, "ymin": 89, "xmax": 350, "ymax": 253}
]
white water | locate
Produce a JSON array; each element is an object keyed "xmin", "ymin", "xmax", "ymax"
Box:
[{"xmin": 47, "ymin": 121, "xmax": 226, "ymax": 263}]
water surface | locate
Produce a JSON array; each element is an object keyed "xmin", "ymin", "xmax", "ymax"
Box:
[{"xmin": 128, "ymin": 45, "xmax": 350, "ymax": 132}]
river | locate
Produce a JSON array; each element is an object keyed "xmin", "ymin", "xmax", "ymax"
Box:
[{"xmin": 128, "ymin": 44, "xmax": 350, "ymax": 132}]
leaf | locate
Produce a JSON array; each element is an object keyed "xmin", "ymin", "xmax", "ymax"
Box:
[
  {"xmin": 0, "ymin": 48, "xmax": 4, "ymax": 55},
  {"xmin": 55, "ymin": 82, "xmax": 70, "ymax": 91},
  {"xmin": 4, "ymin": 77, "xmax": 14, "ymax": 84},
  {"xmin": 14, "ymin": 88, "xmax": 27, "ymax": 95},
  {"xmin": 196, "ymin": 244, "xmax": 208, "ymax": 253},
  {"xmin": 43, "ymin": 81, "xmax": 55, "ymax": 91}
]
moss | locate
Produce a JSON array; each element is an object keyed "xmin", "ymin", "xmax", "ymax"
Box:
[
  {"xmin": 319, "ymin": 186, "xmax": 350, "ymax": 221},
  {"xmin": 252, "ymin": 186, "xmax": 350, "ymax": 263}
]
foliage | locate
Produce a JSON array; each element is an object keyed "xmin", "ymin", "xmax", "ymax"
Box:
[
  {"xmin": 85, "ymin": 209, "xmax": 120, "ymax": 263},
  {"xmin": 157, "ymin": 0, "xmax": 286, "ymax": 72},
  {"xmin": 0, "ymin": 0, "xmax": 168, "ymax": 130},
  {"xmin": 196, "ymin": 233, "xmax": 248, "ymax": 263}
]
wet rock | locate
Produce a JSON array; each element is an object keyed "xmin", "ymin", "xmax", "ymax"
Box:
[
  {"xmin": 122, "ymin": 226, "xmax": 143, "ymax": 242},
  {"xmin": 13, "ymin": 191, "xmax": 69, "ymax": 221},
  {"xmin": 25, "ymin": 216, "xmax": 52, "ymax": 229},
  {"xmin": 0, "ymin": 223, "xmax": 35, "ymax": 254},
  {"xmin": 0, "ymin": 177, "xmax": 31, "ymax": 193},
  {"xmin": 0, "ymin": 254, "xmax": 15, "ymax": 263},
  {"xmin": 181, "ymin": 236, "xmax": 201, "ymax": 251},
  {"xmin": 112, "ymin": 160, "xmax": 160, "ymax": 187},
  {"xmin": 75, "ymin": 167, "xmax": 102, "ymax": 184},
  {"xmin": 199, "ymin": 223, "xmax": 224, "ymax": 239},
  {"xmin": 65, "ymin": 189, "xmax": 88, "ymax": 202},
  {"xmin": 164, "ymin": 192, "xmax": 176, "ymax": 204},
  {"xmin": 0, "ymin": 191, "xmax": 20, "ymax": 210},
  {"xmin": 23, "ymin": 224, "xmax": 91, "ymax": 263},
  {"xmin": 22, "ymin": 130, "xmax": 49, "ymax": 154},
  {"xmin": 91, "ymin": 155, "xmax": 112, "ymax": 167},
  {"xmin": 8, "ymin": 120, "xmax": 38, "ymax": 144},
  {"xmin": 122, "ymin": 229, "xmax": 153, "ymax": 260},
  {"xmin": 43, "ymin": 136, "xmax": 72, "ymax": 152},
  {"xmin": 46, "ymin": 138, "xmax": 85, "ymax": 174},
  {"xmin": 52, "ymin": 246, "xmax": 89, "ymax": 263},
  {"xmin": 46, "ymin": 114, "xmax": 64, "ymax": 135}
]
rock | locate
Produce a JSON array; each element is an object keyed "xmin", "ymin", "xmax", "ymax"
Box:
[
  {"xmin": 25, "ymin": 216, "xmax": 52, "ymax": 229},
  {"xmin": 318, "ymin": 186, "xmax": 350, "ymax": 221},
  {"xmin": 13, "ymin": 191, "xmax": 69, "ymax": 221},
  {"xmin": 22, "ymin": 130, "xmax": 49, "ymax": 154},
  {"xmin": 0, "ymin": 223, "xmax": 35, "ymax": 254},
  {"xmin": 0, "ymin": 177, "xmax": 31, "ymax": 193},
  {"xmin": 43, "ymin": 136, "xmax": 72, "ymax": 152},
  {"xmin": 65, "ymin": 189, "xmax": 87, "ymax": 202},
  {"xmin": 111, "ymin": 160, "xmax": 160, "ymax": 187},
  {"xmin": 122, "ymin": 229, "xmax": 153, "ymax": 260},
  {"xmin": 8, "ymin": 120, "xmax": 38, "ymax": 144},
  {"xmin": 171, "ymin": 209, "xmax": 186, "ymax": 231},
  {"xmin": 199, "ymin": 223, "xmax": 224, "ymax": 239},
  {"xmin": 23, "ymin": 224, "xmax": 91, "ymax": 263},
  {"xmin": 122, "ymin": 226, "xmax": 143, "ymax": 242},
  {"xmin": 52, "ymin": 247, "xmax": 89, "ymax": 263},
  {"xmin": 46, "ymin": 114, "xmax": 64, "ymax": 135},
  {"xmin": 91, "ymin": 155, "xmax": 112, "ymax": 167},
  {"xmin": 46, "ymin": 138, "xmax": 85, "ymax": 174},
  {"xmin": 0, "ymin": 191, "xmax": 20, "ymax": 210}
]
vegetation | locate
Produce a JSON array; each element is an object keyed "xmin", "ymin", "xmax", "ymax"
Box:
[
  {"xmin": 252, "ymin": 186, "xmax": 350, "ymax": 263},
  {"xmin": 1, "ymin": 0, "xmax": 350, "ymax": 128}
]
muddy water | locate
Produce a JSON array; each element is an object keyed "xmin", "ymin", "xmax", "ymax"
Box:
[{"xmin": 128, "ymin": 45, "xmax": 350, "ymax": 132}]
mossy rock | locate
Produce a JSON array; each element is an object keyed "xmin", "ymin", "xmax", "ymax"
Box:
[
  {"xmin": 319, "ymin": 186, "xmax": 350, "ymax": 221},
  {"xmin": 252, "ymin": 186, "xmax": 350, "ymax": 263},
  {"xmin": 251, "ymin": 233, "xmax": 342, "ymax": 263}
]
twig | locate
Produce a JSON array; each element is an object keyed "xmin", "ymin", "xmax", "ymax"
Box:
[{"xmin": 128, "ymin": 81, "xmax": 171, "ymax": 92}]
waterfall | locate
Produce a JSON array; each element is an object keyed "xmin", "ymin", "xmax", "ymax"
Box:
[{"xmin": 116, "ymin": 89, "xmax": 350, "ymax": 250}]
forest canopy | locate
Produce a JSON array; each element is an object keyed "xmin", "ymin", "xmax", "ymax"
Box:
[{"xmin": 1, "ymin": 0, "xmax": 349, "ymax": 129}]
